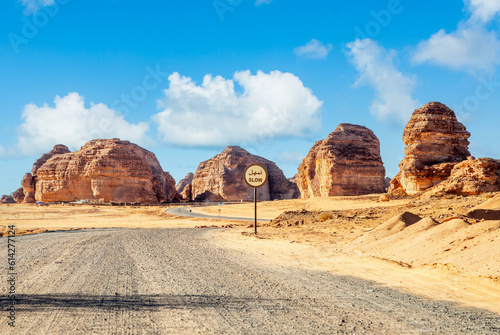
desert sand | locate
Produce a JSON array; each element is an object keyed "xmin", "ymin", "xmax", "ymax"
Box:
[{"xmin": 1, "ymin": 193, "xmax": 499, "ymax": 315}]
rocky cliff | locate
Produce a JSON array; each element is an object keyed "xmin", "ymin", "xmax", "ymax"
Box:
[
  {"xmin": 176, "ymin": 173, "xmax": 194, "ymax": 201},
  {"xmin": 389, "ymin": 102, "xmax": 471, "ymax": 195},
  {"xmin": 32, "ymin": 144, "xmax": 71, "ymax": 176},
  {"xmin": 12, "ymin": 188, "xmax": 24, "ymax": 203},
  {"xmin": 29, "ymin": 139, "xmax": 177, "ymax": 204},
  {"xmin": 191, "ymin": 146, "xmax": 300, "ymax": 201},
  {"xmin": 295, "ymin": 123, "xmax": 386, "ymax": 198}
]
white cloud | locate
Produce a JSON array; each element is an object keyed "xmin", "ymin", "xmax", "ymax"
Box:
[
  {"xmin": 346, "ymin": 39, "xmax": 420, "ymax": 123},
  {"xmin": 153, "ymin": 70, "xmax": 323, "ymax": 146},
  {"xmin": 0, "ymin": 145, "xmax": 7, "ymax": 158},
  {"xmin": 17, "ymin": 92, "xmax": 149, "ymax": 155},
  {"xmin": 467, "ymin": 0, "xmax": 500, "ymax": 23},
  {"xmin": 413, "ymin": 0, "xmax": 500, "ymax": 72},
  {"xmin": 255, "ymin": 0, "xmax": 272, "ymax": 5},
  {"xmin": 294, "ymin": 39, "xmax": 333, "ymax": 59},
  {"xmin": 19, "ymin": 0, "xmax": 54, "ymax": 15},
  {"xmin": 413, "ymin": 23, "xmax": 500, "ymax": 72}
]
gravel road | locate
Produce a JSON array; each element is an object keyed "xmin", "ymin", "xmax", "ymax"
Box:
[
  {"xmin": 165, "ymin": 207, "xmax": 269, "ymax": 222},
  {"xmin": 1, "ymin": 228, "xmax": 500, "ymax": 334}
]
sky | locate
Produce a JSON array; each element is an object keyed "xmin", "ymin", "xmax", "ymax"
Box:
[{"xmin": 1, "ymin": 0, "xmax": 500, "ymax": 195}]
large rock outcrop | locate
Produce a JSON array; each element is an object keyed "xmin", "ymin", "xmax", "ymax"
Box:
[
  {"xmin": 426, "ymin": 157, "xmax": 500, "ymax": 195},
  {"xmin": 0, "ymin": 195, "xmax": 16, "ymax": 204},
  {"xmin": 295, "ymin": 123, "xmax": 386, "ymax": 198},
  {"xmin": 21, "ymin": 173, "xmax": 36, "ymax": 203},
  {"xmin": 389, "ymin": 102, "xmax": 471, "ymax": 195},
  {"xmin": 191, "ymin": 146, "xmax": 300, "ymax": 201},
  {"xmin": 32, "ymin": 139, "xmax": 178, "ymax": 204},
  {"xmin": 12, "ymin": 188, "xmax": 24, "ymax": 203},
  {"xmin": 176, "ymin": 173, "xmax": 194, "ymax": 201},
  {"xmin": 32, "ymin": 144, "xmax": 71, "ymax": 176},
  {"xmin": 17, "ymin": 144, "xmax": 71, "ymax": 203}
]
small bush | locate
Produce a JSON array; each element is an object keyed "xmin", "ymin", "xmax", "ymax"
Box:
[{"xmin": 318, "ymin": 212, "xmax": 334, "ymax": 222}]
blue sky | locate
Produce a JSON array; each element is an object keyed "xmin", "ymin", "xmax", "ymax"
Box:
[{"xmin": 1, "ymin": 0, "xmax": 500, "ymax": 195}]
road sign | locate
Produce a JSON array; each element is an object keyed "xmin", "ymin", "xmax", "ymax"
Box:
[
  {"xmin": 244, "ymin": 164, "xmax": 268, "ymax": 188},
  {"xmin": 244, "ymin": 164, "xmax": 268, "ymax": 235}
]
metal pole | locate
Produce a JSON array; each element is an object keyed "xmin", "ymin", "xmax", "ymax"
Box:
[{"xmin": 254, "ymin": 187, "xmax": 257, "ymax": 235}]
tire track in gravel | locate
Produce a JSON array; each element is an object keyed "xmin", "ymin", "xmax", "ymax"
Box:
[{"xmin": 1, "ymin": 228, "xmax": 500, "ymax": 334}]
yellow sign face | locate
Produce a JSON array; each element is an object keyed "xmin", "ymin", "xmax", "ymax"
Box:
[{"xmin": 244, "ymin": 164, "xmax": 268, "ymax": 188}]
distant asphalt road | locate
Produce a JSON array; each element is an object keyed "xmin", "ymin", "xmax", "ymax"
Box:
[
  {"xmin": 165, "ymin": 206, "xmax": 270, "ymax": 222},
  {"xmin": 1, "ymin": 229, "xmax": 500, "ymax": 334}
]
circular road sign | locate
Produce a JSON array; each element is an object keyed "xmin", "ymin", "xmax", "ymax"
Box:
[{"xmin": 244, "ymin": 164, "xmax": 268, "ymax": 188}]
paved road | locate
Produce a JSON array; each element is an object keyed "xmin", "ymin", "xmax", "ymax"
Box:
[
  {"xmin": 165, "ymin": 206, "xmax": 269, "ymax": 222},
  {"xmin": 1, "ymin": 229, "xmax": 500, "ymax": 334}
]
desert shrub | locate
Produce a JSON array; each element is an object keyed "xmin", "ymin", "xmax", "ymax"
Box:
[{"xmin": 318, "ymin": 212, "xmax": 334, "ymax": 222}]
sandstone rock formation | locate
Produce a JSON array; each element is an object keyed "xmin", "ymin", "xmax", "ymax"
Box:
[
  {"xmin": 191, "ymin": 146, "xmax": 300, "ymax": 201},
  {"xmin": 389, "ymin": 102, "xmax": 471, "ymax": 195},
  {"xmin": 176, "ymin": 173, "xmax": 194, "ymax": 200},
  {"xmin": 295, "ymin": 123, "xmax": 386, "ymax": 198},
  {"xmin": 21, "ymin": 173, "xmax": 36, "ymax": 203},
  {"xmin": 30, "ymin": 139, "xmax": 178, "ymax": 204},
  {"xmin": 426, "ymin": 157, "xmax": 500, "ymax": 195},
  {"xmin": 12, "ymin": 188, "xmax": 24, "ymax": 203},
  {"xmin": 17, "ymin": 144, "xmax": 71, "ymax": 203},
  {"xmin": 0, "ymin": 195, "xmax": 16, "ymax": 204},
  {"xmin": 164, "ymin": 172, "xmax": 183, "ymax": 202},
  {"xmin": 31, "ymin": 144, "xmax": 70, "ymax": 176}
]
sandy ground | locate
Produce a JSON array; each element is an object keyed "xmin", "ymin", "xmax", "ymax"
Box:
[
  {"xmin": 1, "ymin": 193, "xmax": 499, "ymax": 317},
  {"xmin": 3, "ymin": 229, "xmax": 499, "ymax": 334}
]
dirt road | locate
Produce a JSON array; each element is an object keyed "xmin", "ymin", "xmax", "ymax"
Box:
[{"xmin": 2, "ymin": 228, "xmax": 500, "ymax": 334}]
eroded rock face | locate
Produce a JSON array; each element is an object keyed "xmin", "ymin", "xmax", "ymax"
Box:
[
  {"xmin": 191, "ymin": 146, "xmax": 300, "ymax": 201},
  {"xmin": 21, "ymin": 173, "xmax": 36, "ymax": 203},
  {"xmin": 0, "ymin": 195, "xmax": 16, "ymax": 204},
  {"xmin": 34, "ymin": 139, "xmax": 178, "ymax": 204},
  {"xmin": 164, "ymin": 172, "xmax": 183, "ymax": 202},
  {"xmin": 13, "ymin": 188, "xmax": 24, "ymax": 203},
  {"xmin": 389, "ymin": 102, "xmax": 471, "ymax": 195},
  {"xmin": 176, "ymin": 173, "xmax": 194, "ymax": 201},
  {"xmin": 295, "ymin": 123, "xmax": 386, "ymax": 198},
  {"xmin": 426, "ymin": 157, "xmax": 500, "ymax": 195},
  {"xmin": 32, "ymin": 144, "xmax": 71, "ymax": 176}
]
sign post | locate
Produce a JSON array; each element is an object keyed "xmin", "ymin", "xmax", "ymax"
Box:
[{"xmin": 244, "ymin": 164, "xmax": 268, "ymax": 235}]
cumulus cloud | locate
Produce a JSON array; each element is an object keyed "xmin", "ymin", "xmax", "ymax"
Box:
[
  {"xmin": 467, "ymin": 0, "xmax": 500, "ymax": 23},
  {"xmin": 413, "ymin": 23, "xmax": 500, "ymax": 72},
  {"xmin": 413, "ymin": 0, "xmax": 500, "ymax": 72},
  {"xmin": 153, "ymin": 70, "xmax": 323, "ymax": 146},
  {"xmin": 17, "ymin": 92, "xmax": 149, "ymax": 155},
  {"xmin": 346, "ymin": 39, "xmax": 420, "ymax": 123},
  {"xmin": 19, "ymin": 0, "xmax": 54, "ymax": 15},
  {"xmin": 294, "ymin": 39, "xmax": 333, "ymax": 59}
]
